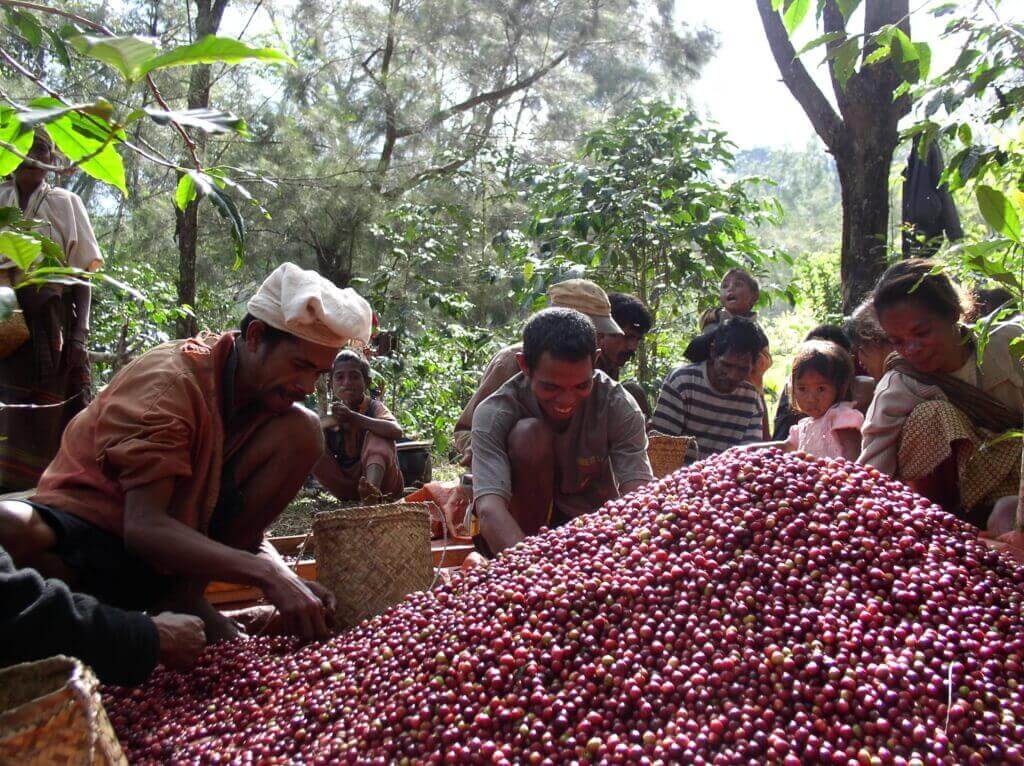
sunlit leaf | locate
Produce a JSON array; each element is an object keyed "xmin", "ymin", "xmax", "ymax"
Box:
[
  {"xmin": 977, "ymin": 185, "xmax": 1022, "ymax": 244},
  {"xmin": 0, "ymin": 109, "xmax": 34, "ymax": 177},
  {"xmin": 795, "ymin": 31, "xmax": 846, "ymax": 58},
  {"xmin": 143, "ymin": 35, "xmax": 293, "ymax": 76},
  {"xmin": 783, "ymin": 0, "xmax": 811, "ymax": 35},
  {"xmin": 831, "ymin": 38, "xmax": 861, "ymax": 91},
  {"xmin": 44, "ymin": 111, "xmax": 127, "ymax": 196},
  {"xmin": 67, "ymin": 34, "xmax": 160, "ymax": 82},
  {"xmin": 0, "ymin": 230, "xmax": 42, "ymax": 271}
]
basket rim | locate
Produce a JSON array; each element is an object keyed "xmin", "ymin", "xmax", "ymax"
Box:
[{"xmin": 312, "ymin": 501, "xmax": 436, "ymax": 532}]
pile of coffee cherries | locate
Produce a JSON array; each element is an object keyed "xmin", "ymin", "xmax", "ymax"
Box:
[{"xmin": 105, "ymin": 450, "xmax": 1024, "ymax": 764}]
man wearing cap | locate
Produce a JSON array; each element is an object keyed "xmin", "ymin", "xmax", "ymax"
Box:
[
  {"xmin": 453, "ymin": 279, "xmax": 653, "ymax": 464},
  {"xmin": 470, "ymin": 308, "xmax": 653, "ymax": 556},
  {"xmin": 0, "ymin": 263, "xmax": 372, "ymax": 644}
]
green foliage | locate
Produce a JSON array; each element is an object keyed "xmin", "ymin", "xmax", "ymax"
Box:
[
  {"xmin": 375, "ymin": 325, "xmax": 502, "ymax": 451},
  {"xmin": 793, "ymin": 250, "xmax": 844, "ymax": 325},
  {"xmin": 520, "ymin": 101, "xmax": 783, "ymax": 384},
  {"xmin": 904, "ymin": 1, "xmax": 1024, "ymax": 375}
]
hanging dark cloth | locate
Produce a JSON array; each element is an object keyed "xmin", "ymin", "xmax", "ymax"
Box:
[{"xmin": 901, "ymin": 136, "xmax": 963, "ymax": 258}]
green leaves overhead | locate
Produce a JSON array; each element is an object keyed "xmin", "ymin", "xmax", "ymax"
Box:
[
  {"xmin": 144, "ymin": 35, "xmax": 293, "ymax": 73},
  {"xmin": 25, "ymin": 97, "xmax": 127, "ymax": 196},
  {"xmin": 5, "ymin": 8, "xmax": 42, "ymax": 47},
  {"xmin": 976, "ymin": 186, "xmax": 1022, "ymax": 245},
  {"xmin": 782, "ymin": 0, "xmax": 811, "ymax": 35},
  {"xmin": 174, "ymin": 171, "xmax": 246, "ymax": 267},
  {"xmin": 830, "ymin": 38, "xmax": 861, "ymax": 91},
  {"xmin": 68, "ymin": 34, "xmax": 293, "ymax": 83},
  {"xmin": 67, "ymin": 35, "xmax": 160, "ymax": 82}
]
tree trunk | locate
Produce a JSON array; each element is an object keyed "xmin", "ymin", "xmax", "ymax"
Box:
[
  {"xmin": 835, "ymin": 144, "xmax": 894, "ymax": 312},
  {"xmin": 756, "ymin": 0, "xmax": 910, "ymax": 314},
  {"xmin": 175, "ymin": 0, "xmax": 229, "ymax": 338}
]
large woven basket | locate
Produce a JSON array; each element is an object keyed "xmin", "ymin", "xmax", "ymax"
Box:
[
  {"xmin": 647, "ymin": 432, "xmax": 696, "ymax": 478},
  {"xmin": 0, "ymin": 655, "xmax": 127, "ymax": 765},
  {"xmin": 314, "ymin": 501, "xmax": 434, "ymax": 630},
  {"xmin": 0, "ymin": 310, "xmax": 29, "ymax": 360}
]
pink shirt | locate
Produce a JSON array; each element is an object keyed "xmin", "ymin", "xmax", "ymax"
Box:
[{"xmin": 786, "ymin": 401, "xmax": 863, "ymax": 461}]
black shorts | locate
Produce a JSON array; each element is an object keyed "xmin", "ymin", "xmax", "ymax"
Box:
[
  {"xmin": 30, "ymin": 503, "xmax": 174, "ymax": 611},
  {"xmin": 29, "ymin": 464, "xmax": 248, "ymax": 610}
]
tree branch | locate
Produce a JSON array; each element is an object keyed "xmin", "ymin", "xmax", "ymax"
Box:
[
  {"xmin": 755, "ymin": 0, "xmax": 846, "ymax": 152},
  {"xmin": 393, "ymin": 47, "xmax": 572, "ymax": 141}
]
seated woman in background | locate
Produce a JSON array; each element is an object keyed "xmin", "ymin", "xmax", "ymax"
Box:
[
  {"xmin": 313, "ymin": 350, "xmax": 405, "ymax": 503},
  {"xmin": 859, "ymin": 259, "xmax": 1022, "ymax": 528},
  {"xmin": 844, "ymin": 299, "xmax": 896, "ymax": 382},
  {"xmin": 744, "ymin": 339, "xmax": 863, "ymax": 461}
]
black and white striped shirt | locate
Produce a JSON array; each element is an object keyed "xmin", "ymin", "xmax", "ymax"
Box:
[{"xmin": 651, "ymin": 362, "xmax": 764, "ymax": 461}]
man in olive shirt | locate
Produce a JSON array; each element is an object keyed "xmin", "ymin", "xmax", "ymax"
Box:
[
  {"xmin": 470, "ymin": 308, "xmax": 654, "ymax": 555},
  {"xmin": 453, "ymin": 280, "xmax": 654, "ymax": 463}
]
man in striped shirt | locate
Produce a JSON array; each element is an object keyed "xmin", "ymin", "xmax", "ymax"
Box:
[{"xmin": 651, "ymin": 317, "xmax": 766, "ymax": 461}]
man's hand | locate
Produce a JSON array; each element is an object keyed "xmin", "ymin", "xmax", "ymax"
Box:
[
  {"xmin": 330, "ymin": 401, "xmax": 354, "ymax": 424},
  {"xmin": 153, "ymin": 612, "xmax": 206, "ymax": 669},
  {"xmin": 260, "ymin": 568, "xmax": 333, "ymax": 641}
]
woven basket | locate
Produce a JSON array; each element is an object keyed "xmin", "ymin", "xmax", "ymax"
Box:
[
  {"xmin": 0, "ymin": 655, "xmax": 127, "ymax": 765},
  {"xmin": 647, "ymin": 432, "xmax": 696, "ymax": 478},
  {"xmin": 0, "ymin": 310, "xmax": 29, "ymax": 361},
  {"xmin": 313, "ymin": 501, "xmax": 434, "ymax": 630}
]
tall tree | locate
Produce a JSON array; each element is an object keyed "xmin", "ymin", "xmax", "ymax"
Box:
[
  {"xmin": 175, "ymin": 0, "xmax": 230, "ymax": 338},
  {"xmin": 756, "ymin": 0, "xmax": 916, "ymax": 311}
]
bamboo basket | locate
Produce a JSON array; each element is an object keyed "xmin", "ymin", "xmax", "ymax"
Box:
[
  {"xmin": 313, "ymin": 501, "xmax": 434, "ymax": 630},
  {"xmin": 647, "ymin": 433, "xmax": 696, "ymax": 478},
  {"xmin": 0, "ymin": 655, "xmax": 127, "ymax": 765}
]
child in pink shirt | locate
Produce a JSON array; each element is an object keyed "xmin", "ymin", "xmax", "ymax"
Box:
[{"xmin": 744, "ymin": 340, "xmax": 863, "ymax": 461}]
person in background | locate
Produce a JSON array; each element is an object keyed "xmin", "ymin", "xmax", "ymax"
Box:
[
  {"xmin": 470, "ymin": 308, "xmax": 652, "ymax": 557},
  {"xmin": 314, "ymin": 350, "xmax": 404, "ymax": 503},
  {"xmin": 0, "ymin": 130, "xmax": 103, "ymax": 493},
  {"xmin": 0, "ymin": 264, "xmax": 370, "ymax": 643},
  {"xmin": 605, "ymin": 292, "xmax": 655, "ymax": 417},
  {"xmin": 743, "ymin": 340, "xmax": 863, "ymax": 461},
  {"xmin": 452, "ymin": 279, "xmax": 627, "ymax": 465},
  {"xmin": 859, "ymin": 259, "xmax": 1022, "ymax": 527},
  {"xmin": 772, "ymin": 324, "xmax": 874, "ymax": 441},
  {"xmin": 651, "ymin": 317, "xmax": 766, "ymax": 462},
  {"xmin": 973, "ymin": 286, "xmax": 1014, "ymax": 318},
  {"xmin": 686, "ymin": 268, "xmax": 773, "ymax": 436},
  {"xmin": 844, "ymin": 299, "xmax": 896, "ymax": 382},
  {"xmin": 0, "ymin": 543, "xmax": 205, "ymax": 686}
]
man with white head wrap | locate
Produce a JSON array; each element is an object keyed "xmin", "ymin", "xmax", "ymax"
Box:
[{"xmin": 0, "ymin": 263, "xmax": 372, "ymax": 646}]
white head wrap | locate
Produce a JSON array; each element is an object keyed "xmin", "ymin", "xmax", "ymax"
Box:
[{"xmin": 247, "ymin": 263, "xmax": 372, "ymax": 347}]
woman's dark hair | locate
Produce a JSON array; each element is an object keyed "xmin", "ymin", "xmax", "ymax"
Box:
[
  {"xmin": 805, "ymin": 323, "xmax": 851, "ymax": 352},
  {"xmin": 710, "ymin": 316, "xmax": 766, "ymax": 361},
  {"xmin": 239, "ymin": 313, "xmax": 294, "ymax": 347},
  {"xmin": 791, "ymin": 340, "xmax": 855, "ymax": 408},
  {"xmin": 522, "ymin": 307, "xmax": 597, "ymax": 371},
  {"xmin": 608, "ymin": 292, "xmax": 654, "ymax": 334},
  {"xmin": 332, "ymin": 349, "xmax": 371, "ymax": 385},
  {"xmin": 872, "ymin": 258, "xmax": 972, "ymax": 324},
  {"xmin": 722, "ymin": 268, "xmax": 760, "ymax": 298}
]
